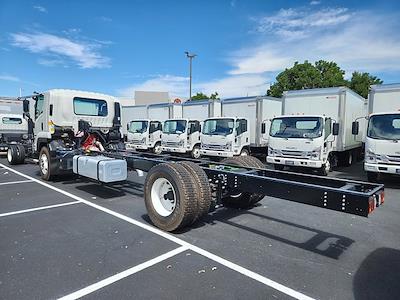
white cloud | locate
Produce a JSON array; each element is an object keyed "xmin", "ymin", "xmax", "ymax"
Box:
[
  {"xmin": 231, "ymin": 8, "xmax": 400, "ymax": 75},
  {"xmin": 119, "ymin": 74, "xmax": 270, "ymax": 99},
  {"xmin": 310, "ymin": 1, "xmax": 321, "ymax": 5},
  {"xmin": 33, "ymin": 5, "xmax": 47, "ymax": 13},
  {"xmin": 0, "ymin": 74, "xmax": 20, "ymax": 82},
  {"xmin": 10, "ymin": 32, "xmax": 110, "ymax": 69}
]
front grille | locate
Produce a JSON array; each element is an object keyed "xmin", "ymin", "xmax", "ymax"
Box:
[
  {"xmin": 387, "ymin": 155, "xmax": 400, "ymax": 163},
  {"xmin": 164, "ymin": 141, "xmax": 181, "ymax": 147},
  {"xmin": 202, "ymin": 144, "xmax": 225, "ymax": 151},
  {"xmin": 281, "ymin": 150, "xmax": 304, "ymax": 158}
]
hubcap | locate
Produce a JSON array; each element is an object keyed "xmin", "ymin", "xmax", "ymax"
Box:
[
  {"xmin": 192, "ymin": 147, "xmax": 200, "ymax": 158},
  {"xmin": 40, "ymin": 153, "xmax": 49, "ymax": 175},
  {"xmin": 7, "ymin": 149, "xmax": 12, "ymax": 162},
  {"xmin": 154, "ymin": 145, "xmax": 162, "ymax": 154},
  {"xmin": 151, "ymin": 178, "xmax": 176, "ymax": 217},
  {"xmin": 240, "ymin": 150, "xmax": 248, "ymax": 156}
]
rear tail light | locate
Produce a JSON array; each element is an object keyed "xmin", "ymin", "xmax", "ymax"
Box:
[
  {"xmin": 368, "ymin": 196, "xmax": 376, "ymax": 214},
  {"xmin": 380, "ymin": 191, "xmax": 385, "ymax": 204}
]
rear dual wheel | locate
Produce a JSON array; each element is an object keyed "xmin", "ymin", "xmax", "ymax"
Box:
[
  {"xmin": 144, "ymin": 161, "xmax": 211, "ymax": 232},
  {"xmin": 7, "ymin": 144, "xmax": 25, "ymax": 165}
]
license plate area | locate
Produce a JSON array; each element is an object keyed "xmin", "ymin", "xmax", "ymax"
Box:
[{"xmin": 285, "ymin": 160, "xmax": 295, "ymax": 165}]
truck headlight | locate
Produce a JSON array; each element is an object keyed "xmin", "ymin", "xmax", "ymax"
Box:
[
  {"xmin": 268, "ymin": 147, "xmax": 281, "ymax": 157},
  {"xmin": 366, "ymin": 149, "xmax": 377, "ymax": 163},
  {"xmin": 140, "ymin": 137, "xmax": 146, "ymax": 144},
  {"xmin": 225, "ymin": 141, "xmax": 232, "ymax": 151},
  {"xmin": 309, "ymin": 147, "xmax": 321, "ymax": 161},
  {"xmin": 179, "ymin": 140, "xmax": 184, "ymax": 147}
]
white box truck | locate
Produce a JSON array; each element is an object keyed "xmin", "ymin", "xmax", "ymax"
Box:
[
  {"xmin": 267, "ymin": 87, "xmax": 366, "ymax": 175},
  {"xmin": 200, "ymin": 96, "xmax": 281, "ymax": 158},
  {"xmin": 352, "ymin": 83, "xmax": 400, "ymax": 181},
  {"xmin": 0, "ymin": 113, "xmax": 28, "ymax": 154},
  {"xmin": 123, "ymin": 103, "xmax": 182, "ymax": 154},
  {"xmin": 161, "ymin": 100, "xmax": 220, "ymax": 158}
]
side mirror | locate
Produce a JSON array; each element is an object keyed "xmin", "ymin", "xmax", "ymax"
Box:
[
  {"xmin": 23, "ymin": 100, "xmax": 30, "ymax": 114},
  {"xmin": 332, "ymin": 123, "xmax": 339, "ymax": 136},
  {"xmin": 352, "ymin": 121, "xmax": 359, "ymax": 135},
  {"xmin": 261, "ymin": 123, "xmax": 266, "ymax": 134}
]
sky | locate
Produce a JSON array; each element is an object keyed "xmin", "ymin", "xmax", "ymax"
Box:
[{"xmin": 1, "ymin": 0, "xmax": 400, "ymax": 100}]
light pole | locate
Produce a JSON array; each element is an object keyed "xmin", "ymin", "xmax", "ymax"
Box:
[{"xmin": 185, "ymin": 51, "xmax": 197, "ymax": 101}]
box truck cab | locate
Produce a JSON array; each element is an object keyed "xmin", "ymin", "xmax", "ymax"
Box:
[
  {"xmin": 200, "ymin": 96, "xmax": 281, "ymax": 158},
  {"xmin": 201, "ymin": 117, "xmax": 249, "ymax": 157},
  {"xmin": 161, "ymin": 118, "xmax": 202, "ymax": 158},
  {"xmin": 0, "ymin": 114, "xmax": 28, "ymax": 153},
  {"xmin": 267, "ymin": 87, "xmax": 366, "ymax": 175},
  {"xmin": 122, "ymin": 103, "xmax": 182, "ymax": 154},
  {"xmin": 126, "ymin": 119, "xmax": 162, "ymax": 154},
  {"xmin": 353, "ymin": 84, "xmax": 400, "ymax": 181}
]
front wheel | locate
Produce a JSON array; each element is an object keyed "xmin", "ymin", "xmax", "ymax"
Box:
[
  {"xmin": 318, "ymin": 161, "xmax": 331, "ymax": 176},
  {"xmin": 239, "ymin": 148, "xmax": 249, "ymax": 156},
  {"xmin": 153, "ymin": 142, "xmax": 162, "ymax": 155},
  {"xmin": 191, "ymin": 145, "xmax": 201, "ymax": 159},
  {"xmin": 39, "ymin": 147, "xmax": 54, "ymax": 181}
]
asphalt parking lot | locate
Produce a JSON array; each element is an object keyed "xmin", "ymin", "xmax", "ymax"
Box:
[{"xmin": 0, "ymin": 158, "xmax": 399, "ymax": 300}]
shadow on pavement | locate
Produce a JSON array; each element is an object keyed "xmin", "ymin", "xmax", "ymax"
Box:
[{"xmin": 353, "ymin": 247, "xmax": 400, "ymax": 300}]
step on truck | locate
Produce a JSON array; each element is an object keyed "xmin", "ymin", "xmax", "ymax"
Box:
[
  {"xmin": 267, "ymin": 87, "xmax": 367, "ymax": 175},
  {"xmin": 200, "ymin": 96, "xmax": 281, "ymax": 158},
  {"xmin": 161, "ymin": 99, "xmax": 220, "ymax": 159},
  {"xmin": 352, "ymin": 83, "xmax": 400, "ymax": 182},
  {"xmin": 6, "ymin": 89, "xmax": 124, "ymax": 180},
  {"xmin": 122, "ymin": 103, "xmax": 181, "ymax": 154}
]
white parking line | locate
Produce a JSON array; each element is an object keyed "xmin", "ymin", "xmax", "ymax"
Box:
[
  {"xmin": 58, "ymin": 246, "xmax": 188, "ymax": 300},
  {"xmin": 0, "ymin": 180, "xmax": 34, "ymax": 186},
  {"xmin": 0, "ymin": 163, "xmax": 314, "ymax": 300},
  {"xmin": 0, "ymin": 201, "xmax": 81, "ymax": 218}
]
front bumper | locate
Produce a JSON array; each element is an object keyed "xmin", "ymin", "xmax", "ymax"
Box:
[
  {"xmin": 267, "ymin": 156, "xmax": 323, "ymax": 168},
  {"xmin": 162, "ymin": 146, "xmax": 186, "ymax": 154},
  {"xmin": 126, "ymin": 143, "xmax": 150, "ymax": 151},
  {"xmin": 200, "ymin": 149, "xmax": 234, "ymax": 158},
  {"xmin": 364, "ymin": 162, "xmax": 400, "ymax": 175}
]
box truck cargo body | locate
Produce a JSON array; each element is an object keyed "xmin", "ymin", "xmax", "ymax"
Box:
[
  {"xmin": 161, "ymin": 100, "xmax": 219, "ymax": 158},
  {"xmin": 123, "ymin": 103, "xmax": 182, "ymax": 153},
  {"xmin": 359, "ymin": 83, "xmax": 400, "ymax": 181},
  {"xmin": 267, "ymin": 87, "xmax": 366, "ymax": 175},
  {"xmin": 200, "ymin": 96, "xmax": 281, "ymax": 158}
]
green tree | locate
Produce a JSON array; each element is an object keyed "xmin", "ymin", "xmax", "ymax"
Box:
[
  {"xmin": 209, "ymin": 92, "xmax": 220, "ymax": 100},
  {"xmin": 190, "ymin": 92, "xmax": 209, "ymax": 100},
  {"xmin": 315, "ymin": 60, "xmax": 347, "ymax": 87},
  {"xmin": 348, "ymin": 71, "xmax": 383, "ymax": 98}
]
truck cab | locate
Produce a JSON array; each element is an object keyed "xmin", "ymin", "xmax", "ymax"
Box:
[
  {"xmin": 7, "ymin": 89, "xmax": 123, "ymax": 180},
  {"xmin": 362, "ymin": 112, "xmax": 400, "ymax": 181},
  {"xmin": 267, "ymin": 115, "xmax": 338, "ymax": 175},
  {"xmin": 126, "ymin": 119, "xmax": 162, "ymax": 154},
  {"xmin": 161, "ymin": 118, "xmax": 201, "ymax": 158},
  {"xmin": 0, "ymin": 114, "xmax": 28, "ymax": 153},
  {"xmin": 200, "ymin": 117, "xmax": 250, "ymax": 157}
]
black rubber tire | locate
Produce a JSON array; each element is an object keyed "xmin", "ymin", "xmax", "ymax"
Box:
[
  {"xmin": 274, "ymin": 164, "xmax": 284, "ymax": 171},
  {"xmin": 367, "ymin": 171, "xmax": 380, "ymax": 183},
  {"xmin": 153, "ymin": 142, "xmax": 162, "ymax": 155},
  {"xmin": 177, "ymin": 161, "xmax": 212, "ymax": 219},
  {"xmin": 144, "ymin": 163, "xmax": 199, "ymax": 231},
  {"xmin": 190, "ymin": 145, "xmax": 201, "ymax": 159},
  {"xmin": 318, "ymin": 164, "xmax": 330, "ymax": 176},
  {"xmin": 220, "ymin": 156, "xmax": 265, "ymax": 208},
  {"xmin": 7, "ymin": 145, "xmax": 19, "ymax": 165},
  {"xmin": 339, "ymin": 151, "xmax": 353, "ymax": 167},
  {"xmin": 16, "ymin": 144, "xmax": 25, "ymax": 164},
  {"xmin": 39, "ymin": 147, "xmax": 54, "ymax": 181},
  {"xmin": 239, "ymin": 148, "xmax": 250, "ymax": 156}
]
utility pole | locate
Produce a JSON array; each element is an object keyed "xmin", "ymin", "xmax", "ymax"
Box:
[{"xmin": 185, "ymin": 51, "xmax": 197, "ymax": 101}]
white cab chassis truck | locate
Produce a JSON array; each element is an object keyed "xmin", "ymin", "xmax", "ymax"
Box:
[
  {"xmin": 6, "ymin": 89, "xmax": 124, "ymax": 180},
  {"xmin": 201, "ymin": 96, "xmax": 281, "ymax": 158},
  {"xmin": 161, "ymin": 100, "xmax": 218, "ymax": 158},
  {"xmin": 353, "ymin": 83, "xmax": 400, "ymax": 182},
  {"xmin": 0, "ymin": 113, "xmax": 28, "ymax": 153},
  {"xmin": 267, "ymin": 87, "xmax": 366, "ymax": 175},
  {"xmin": 122, "ymin": 103, "xmax": 182, "ymax": 154}
]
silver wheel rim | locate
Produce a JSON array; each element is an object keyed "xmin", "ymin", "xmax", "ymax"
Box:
[
  {"xmin": 7, "ymin": 149, "xmax": 12, "ymax": 162},
  {"xmin": 192, "ymin": 147, "xmax": 200, "ymax": 158},
  {"xmin": 154, "ymin": 145, "xmax": 162, "ymax": 154},
  {"xmin": 40, "ymin": 153, "xmax": 49, "ymax": 175},
  {"xmin": 325, "ymin": 160, "xmax": 331, "ymax": 174},
  {"xmin": 240, "ymin": 150, "xmax": 248, "ymax": 156},
  {"xmin": 151, "ymin": 178, "xmax": 176, "ymax": 217},
  {"xmin": 348, "ymin": 153, "xmax": 353, "ymax": 165}
]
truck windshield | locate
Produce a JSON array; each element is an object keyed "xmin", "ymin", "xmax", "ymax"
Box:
[
  {"xmin": 270, "ymin": 117, "xmax": 323, "ymax": 139},
  {"xmin": 368, "ymin": 114, "xmax": 400, "ymax": 140},
  {"xmin": 163, "ymin": 120, "xmax": 187, "ymax": 134},
  {"xmin": 128, "ymin": 121, "xmax": 148, "ymax": 133},
  {"xmin": 202, "ymin": 118, "xmax": 234, "ymax": 136}
]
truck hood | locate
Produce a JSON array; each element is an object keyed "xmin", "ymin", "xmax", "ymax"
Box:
[
  {"xmin": 269, "ymin": 137, "xmax": 322, "ymax": 152},
  {"xmin": 127, "ymin": 132, "xmax": 146, "ymax": 141},
  {"xmin": 162, "ymin": 133, "xmax": 185, "ymax": 142},
  {"xmin": 366, "ymin": 138, "xmax": 400, "ymax": 156}
]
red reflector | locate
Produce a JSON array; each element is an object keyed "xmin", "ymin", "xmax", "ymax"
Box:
[
  {"xmin": 380, "ymin": 191, "xmax": 385, "ymax": 204},
  {"xmin": 368, "ymin": 196, "xmax": 375, "ymax": 214}
]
